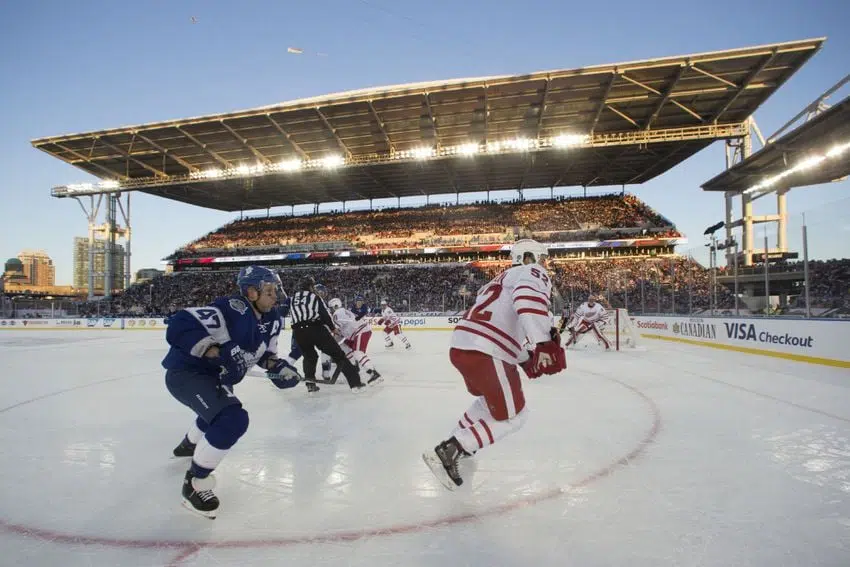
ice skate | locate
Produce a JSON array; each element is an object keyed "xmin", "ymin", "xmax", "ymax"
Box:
[
  {"xmin": 172, "ymin": 436, "xmax": 196, "ymax": 458},
  {"xmin": 305, "ymin": 381, "xmax": 321, "ymax": 393},
  {"xmin": 365, "ymin": 368, "xmax": 384, "ymax": 386},
  {"xmin": 422, "ymin": 437, "xmax": 467, "ymax": 490},
  {"xmin": 181, "ymin": 470, "xmax": 219, "ymax": 519}
]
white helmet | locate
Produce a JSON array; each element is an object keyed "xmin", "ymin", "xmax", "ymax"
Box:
[
  {"xmin": 380, "ymin": 299, "xmax": 388, "ymax": 306},
  {"xmin": 511, "ymin": 239, "xmax": 548, "ymax": 266},
  {"xmin": 328, "ymin": 298, "xmax": 343, "ymax": 310}
]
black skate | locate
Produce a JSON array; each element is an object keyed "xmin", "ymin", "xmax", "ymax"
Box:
[
  {"xmin": 172, "ymin": 436, "xmax": 196, "ymax": 457},
  {"xmin": 181, "ymin": 470, "xmax": 219, "ymax": 519},
  {"xmin": 422, "ymin": 437, "xmax": 468, "ymax": 490},
  {"xmin": 305, "ymin": 381, "xmax": 321, "ymax": 393},
  {"xmin": 366, "ymin": 368, "xmax": 383, "ymax": 386}
]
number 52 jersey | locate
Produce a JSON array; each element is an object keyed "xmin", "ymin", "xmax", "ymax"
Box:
[{"xmin": 451, "ymin": 263, "xmax": 554, "ymax": 365}]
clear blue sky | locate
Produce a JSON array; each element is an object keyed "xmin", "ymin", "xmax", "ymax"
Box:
[{"xmin": 2, "ymin": 0, "xmax": 848, "ymax": 285}]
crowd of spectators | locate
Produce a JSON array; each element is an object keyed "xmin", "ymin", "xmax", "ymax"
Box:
[
  {"xmin": 82, "ymin": 253, "xmax": 786, "ymax": 318},
  {"xmin": 167, "ymin": 194, "xmax": 680, "ymax": 259}
]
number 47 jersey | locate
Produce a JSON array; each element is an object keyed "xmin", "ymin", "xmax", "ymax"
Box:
[{"xmin": 452, "ymin": 263, "xmax": 554, "ymax": 365}]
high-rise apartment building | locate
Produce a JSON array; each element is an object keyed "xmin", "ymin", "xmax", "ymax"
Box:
[{"xmin": 16, "ymin": 250, "xmax": 56, "ymax": 286}]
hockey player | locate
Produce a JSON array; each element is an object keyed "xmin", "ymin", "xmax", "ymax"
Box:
[
  {"xmin": 270, "ymin": 292, "xmax": 307, "ymax": 388},
  {"xmin": 422, "ymin": 240, "xmax": 567, "ymax": 490},
  {"xmin": 326, "ymin": 297, "xmax": 382, "ymax": 385},
  {"xmin": 561, "ymin": 295, "xmax": 610, "ymax": 350},
  {"xmin": 377, "ymin": 299, "xmax": 412, "ymax": 350},
  {"xmin": 290, "ymin": 276, "xmax": 368, "ymax": 393},
  {"xmin": 350, "ymin": 295, "xmax": 370, "ymax": 321},
  {"xmin": 163, "ymin": 266, "xmax": 301, "ymax": 518}
]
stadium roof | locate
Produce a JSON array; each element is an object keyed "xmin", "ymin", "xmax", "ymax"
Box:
[
  {"xmin": 701, "ymin": 92, "xmax": 850, "ymax": 194},
  {"xmin": 33, "ymin": 38, "xmax": 824, "ymax": 212}
]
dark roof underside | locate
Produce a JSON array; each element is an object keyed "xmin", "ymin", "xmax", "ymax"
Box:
[
  {"xmin": 702, "ymin": 94, "xmax": 850, "ymax": 192},
  {"xmin": 32, "ymin": 38, "xmax": 824, "ymax": 211}
]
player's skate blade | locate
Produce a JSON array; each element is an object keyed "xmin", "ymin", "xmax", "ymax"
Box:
[{"xmin": 422, "ymin": 450, "xmax": 461, "ymax": 491}]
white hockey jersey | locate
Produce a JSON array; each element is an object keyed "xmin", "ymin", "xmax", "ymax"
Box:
[
  {"xmin": 379, "ymin": 306, "xmax": 401, "ymax": 328},
  {"xmin": 332, "ymin": 308, "xmax": 370, "ymax": 341},
  {"xmin": 451, "ymin": 263, "xmax": 553, "ymax": 365},
  {"xmin": 573, "ymin": 301, "xmax": 607, "ymax": 323}
]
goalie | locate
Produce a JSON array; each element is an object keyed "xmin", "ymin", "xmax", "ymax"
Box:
[{"xmin": 560, "ymin": 295, "xmax": 611, "ymax": 350}]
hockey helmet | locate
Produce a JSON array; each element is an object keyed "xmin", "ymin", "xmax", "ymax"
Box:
[
  {"xmin": 511, "ymin": 239, "xmax": 549, "ymax": 266},
  {"xmin": 314, "ymin": 283, "xmax": 328, "ymax": 298},
  {"xmin": 237, "ymin": 266, "xmax": 282, "ymax": 296},
  {"xmin": 380, "ymin": 299, "xmax": 388, "ymax": 306},
  {"xmin": 328, "ymin": 298, "xmax": 343, "ymax": 310},
  {"xmin": 297, "ymin": 275, "xmax": 316, "ymax": 291}
]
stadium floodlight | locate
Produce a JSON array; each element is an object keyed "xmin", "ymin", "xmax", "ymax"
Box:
[
  {"xmin": 795, "ymin": 155, "xmax": 826, "ymax": 171},
  {"xmin": 277, "ymin": 158, "xmax": 302, "ymax": 172},
  {"xmin": 202, "ymin": 168, "xmax": 223, "ymax": 179},
  {"xmin": 744, "ymin": 138, "xmax": 849, "ymax": 195},
  {"xmin": 457, "ymin": 143, "xmax": 480, "ymax": 156},
  {"xmin": 322, "ymin": 155, "xmax": 345, "ymax": 169},
  {"xmin": 485, "ymin": 141, "xmax": 502, "ymax": 153},
  {"xmin": 64, "ymin": 183, "xmax": 94, "ymax": 195},
  {"xmin": 826, "ymin": 141, "xmax": 850, "ymax": 158},
  {"xmin": 553, "ymin": 134, "xmax": 588, "ymax": 148},
  {"xmin": 98, "ymin": 180, "xmax": 120, "ymax": 189},
  {"xmin": 504, "ymin": 138, "xmax": 536, "ymax": 152},
  {"xmin": 412, "ymin": 146, "xmax": 435, "ymax": 160},
  {"xmin": 236, "ymin": 164, "xmax": 252, "ymax": 176}
]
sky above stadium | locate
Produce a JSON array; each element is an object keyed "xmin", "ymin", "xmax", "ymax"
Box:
[{"xmin": 1, "ymin": 0, "xmax": 849, "ymax": 285}]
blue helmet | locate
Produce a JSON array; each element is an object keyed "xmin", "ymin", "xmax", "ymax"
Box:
[
  {"xmin": 237, "ymin": 266, "xmax": 283, "ymax": 296},
  {"xmin": 314, "ymin": 283, "xmax": 328, "ymax": 298}
]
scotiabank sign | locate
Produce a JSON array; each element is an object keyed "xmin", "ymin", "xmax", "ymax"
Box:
[{"xmin": 635, "ymin": 319, "xmax": 668, "ymax": 331}]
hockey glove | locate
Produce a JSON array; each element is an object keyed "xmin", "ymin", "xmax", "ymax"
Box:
[
  {"xmin": 519, "ymin": 351, "xmax": 542, "ymax": 379},
  {"xmin": 216, "ymin": 341, "xmax": 251, "ymax": 385},
  {"xmin": 266, "ymin": 358, "xmax": 301, "ymax": 389},
  {"xmin": 530, "ymin": 338, "xmax": 566, "ymax": 376}
]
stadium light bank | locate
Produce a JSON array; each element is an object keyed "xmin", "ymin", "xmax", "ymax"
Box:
[
  {"xmin": 743, "ymin": 139, "xmax": 850, "ymax": 197},
  {"xmin": 50, "ymin": 133, "xmax": 590, "ymax": 198}
]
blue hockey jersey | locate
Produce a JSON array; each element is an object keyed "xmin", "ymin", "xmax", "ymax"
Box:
[
  {"xmin": 162, "ymin": 295, "xmax": 283, "ymax": 383},
  {"xmin": 350, "ymin": 302, "xmax": 371, "ymax": 321}
]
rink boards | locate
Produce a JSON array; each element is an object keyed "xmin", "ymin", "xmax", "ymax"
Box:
[{"xmin": 1, "ymin": 315, "xmax": 848, "ymax": 368}]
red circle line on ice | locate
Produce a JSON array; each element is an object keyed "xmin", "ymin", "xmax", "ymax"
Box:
[{"xmin": 0, "ymin": 377, "xmax": 662, "ymax": 567}]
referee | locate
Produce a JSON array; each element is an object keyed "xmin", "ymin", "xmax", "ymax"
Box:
[{"xmin": 289, "ymin": 275, "xmax": 366, "ymax": 393}]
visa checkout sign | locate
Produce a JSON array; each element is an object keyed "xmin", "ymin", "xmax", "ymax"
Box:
[{"xmin": 633, "ymin": 316, "xmax": 848, "ymax": 368}]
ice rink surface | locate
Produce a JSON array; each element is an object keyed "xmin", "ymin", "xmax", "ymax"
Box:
[{"xmin": 0, "ymin": 329, "xmax": 848, "ymax": 567}]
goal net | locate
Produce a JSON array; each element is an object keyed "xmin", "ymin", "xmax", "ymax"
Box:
[
  {"xmin": 560, "ymin": 308, "xmax": 639, "ymax": 351},
  {"xmin": 604, "ymin": 308, "xmax": 639, "ymax": 350}
]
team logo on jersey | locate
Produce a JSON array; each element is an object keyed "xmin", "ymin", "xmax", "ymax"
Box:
[
  {"xmin": 257, "ymin": 321, "xmax": 271, "ymax": 333},
  {"xmin": 229, "ymin": 298, "xmax": 249, "ymax": 315}
]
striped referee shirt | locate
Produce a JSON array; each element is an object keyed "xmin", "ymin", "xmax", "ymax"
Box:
[{"xmin": 288, "ymin": 290, "xmax": 334, "ymax": 329}]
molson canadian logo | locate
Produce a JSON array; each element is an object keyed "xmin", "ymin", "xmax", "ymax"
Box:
[{"xmin": 672, "ymin": 321, "xmax": 717, "ymax": 339}]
